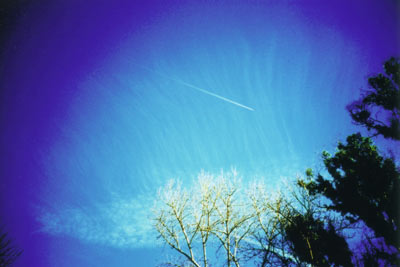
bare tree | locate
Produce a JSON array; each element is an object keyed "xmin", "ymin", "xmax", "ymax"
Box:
[
  {"xmin": 245, "ymin": 181, "xmax": 301, "ymax": 266},
  {"xmin": 153, "ymin": 170, "xmax": 257, "ymax": 267}
]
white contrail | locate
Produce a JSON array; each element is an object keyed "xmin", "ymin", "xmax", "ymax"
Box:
[{"xmin": 136, "ymin": 65, "xmax": 254, "ymax": 111}]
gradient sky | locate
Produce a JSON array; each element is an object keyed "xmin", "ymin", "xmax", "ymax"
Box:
[{"xmin": 0, "ymin": 0, "xmax": 399, "ymax": 266}]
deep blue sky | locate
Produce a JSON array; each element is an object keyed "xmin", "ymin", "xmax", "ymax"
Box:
[{"xmin": 0, "ymin": 1, "xmax": 399, "ymax": 266}]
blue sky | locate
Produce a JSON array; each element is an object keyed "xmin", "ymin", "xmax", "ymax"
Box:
[{"xmin": 0, "ymin": 0, "xmax": 398, "ymax": 266}]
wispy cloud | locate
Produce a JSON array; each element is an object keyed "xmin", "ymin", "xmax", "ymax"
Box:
[{"xmin": 37, "ymin": 193, "xmax": 158, "ymax": 248}]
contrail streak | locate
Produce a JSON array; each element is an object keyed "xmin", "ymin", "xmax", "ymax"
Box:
[{"xmin": 136, "ymin": 65, "xmax": 255, "ymax": 111}]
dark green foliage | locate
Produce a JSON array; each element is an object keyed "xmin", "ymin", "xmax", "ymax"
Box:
[
  {"xmin": 293, "ymin": 57, "xmax": 400, "ymax": 265},
  {"xmin": 0, "ymin": 230, "xmax": 22, "ymax": 267},
  {"xmin": 305, "ymin": 134, "xmax": 399, "ymax": 250},
  {"xmin": 284, "ymin": 212, "xmax": 352, "ymax": 267},
  {"xmin": 348, "ymin": 57, "xmax": 400, "ymax": 140}
]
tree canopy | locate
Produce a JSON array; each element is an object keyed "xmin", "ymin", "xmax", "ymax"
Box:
[
  {"xmin": 303, "ymin": 134, "xmax": 399, "ymax": 249},
  {"xmin": 284, "ymin": 212, "xmax": 352, "ymax": 267},
  {"xmin": 347, "ymin": 57, "xmax": 400, "ymax": 140},
  {"xmin": 297, "ymin": 57, "xmax": 400, "ymax": 265}
]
